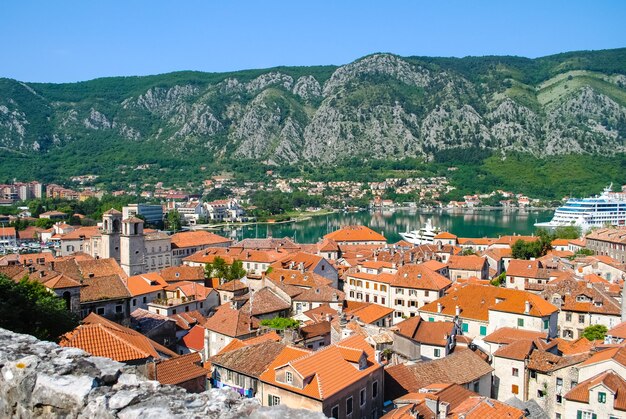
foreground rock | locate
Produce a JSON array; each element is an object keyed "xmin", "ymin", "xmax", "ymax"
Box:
[{"xmin": 0, "ymin": 328, "xmax": 324, "ymax": 418}]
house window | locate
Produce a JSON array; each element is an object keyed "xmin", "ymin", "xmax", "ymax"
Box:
[
  {"xmin": 373, "ymin": 381, "xmax": 378, "ymax": 398},
  {"xmin": 428, "ymin": 317, "xmax": 434, "ymax": 322},
  {"xmin": 142, "ymin": 296, "xmax": 147, "ymax": 304},
  {"xmin": 96, "ymin": 307, "xmax": 105, "ymax": 315},
  {"xmin": 462, "ymin": 323, "xmax": 468, "ymax": 333},
  {"xmin": 577, "ymin": 411, "xmax": 593, "ymax": 419},
  {"xmin": 115, "ymin": 305, "xmax": 123, "ymax": 313},
  {"xmin": 346, "ymin": 397, "xmax": 353, "ymax": 415},
  {"xmin": 331, "ymin": 405, "xmax": 339, "ymax": 419},
  {"xmin": 434, "ymin": 348, "xmax": 441, "ymax": 358},
  {"xmin": 473, "ymin": 381, "xmax": 479, "ymax": 393},
  {"xmin": 511, "ymin": 384, "xmax": 519, "ymax": 394},
  {"xmin": 227, "ymin": 370, "xmax": 232, "ymax": 381},
  {"xmin": 517, "ymin": 318, "xmax": 524, "ymax": 327},
  {"xmin": 479, "ymin": 325, "xmax": 487, "ymax": 336},
  {"xmin": 286, "ymin": 371, "xmax": 293, "ymax": 384},
  {"xmin": 512, "ymin": 368, "xmax": 519, "ymax": 377},
  {"xmin": 578, "ymin": 314, "xmax": 585, "ymax": 324},
  {"xmin": 381, "ymin": 285, "xmax": 386, "ymax": 292},
  {"xmin": 381, "ymin": 297, "xmax": 386, "ymax": 305},
  {"xmin": 268, "ymin": 395, "xmax": 280, "ymax": 406},
  {"xmin": 566, "ymin": 313, "xmax": 572, "ymax": 321},
  {"xmin": 424, "ymin": 290, "xmax": 429, "ymax": 297},
  {"xmin": 537, "ymin": 389, "xmax": 545, "ymax": 398},
  {"xmin": 530, "ymin": 370, "xmax": 537, "ymax": 379},
  {"xmin": 556, "ymin": 394, "xmax": 562, "ymax": 404},
  {"xmin": 132, "ymin": 299, "xmax": 137, "ymax": 306},
  {"xmin": 543, "ymin": 319, "xmax": 549, "ymax": 330},
  {"xmin": 598, "ymin": 392, "xmax": 606, "ymax": 403},
  {"xmin": 360, "ymin": 388, "xmax": 366, "ymax": 406},
  {"xmin": 556, "ymin": 377, "xmax": 563, "ymax": 387}
]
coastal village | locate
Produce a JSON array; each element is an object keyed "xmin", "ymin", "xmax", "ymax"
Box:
[{"xmin": 2, "ymin": 193, "xmax": 626, "ymax": 418}]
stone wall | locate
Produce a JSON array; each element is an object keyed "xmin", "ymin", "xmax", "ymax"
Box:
[{"xmin": 0, "ymin": 328, "xmax": 325, "ymax": 418}]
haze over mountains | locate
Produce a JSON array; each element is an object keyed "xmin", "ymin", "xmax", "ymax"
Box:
[{"xmin": 1, "ymin": 48, "xmax": 625, "ymax": 175}]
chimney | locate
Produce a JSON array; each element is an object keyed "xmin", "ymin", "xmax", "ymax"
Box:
[
  {"xmin": 437, "ymin": 302, "xmax": 442, "ymax": 313},
  {"xmin": 455, "ymin": 305, "xmax": 460, "ymax": 317},
  {"xmin": 524, "ymin": 300, "xmax": 530, "ymax": 314}
]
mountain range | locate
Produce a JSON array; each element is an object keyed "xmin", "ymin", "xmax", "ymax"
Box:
[{"xmin": 1, "ymin": 48, "xmax": 626, "ymax": 185}]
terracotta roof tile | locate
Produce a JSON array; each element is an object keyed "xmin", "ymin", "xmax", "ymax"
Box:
[
  {"xmin": 392, "ymin": 264, "xmax": 452, "ymax": 290},
  {"xmin": 170, "ymin": 231, "xmax": 231, "ymax": 249},
  {"xmin": 493, "ymin": 339, "xmax": 535, "ymax": 361},
  {"xmin": 484, "ymin": 327, "xmax": 547, "ymax": 345},
  {"xmin": 160, "ymin": 265, "xmax": 205, "ymax": 282},
  {"xmin": 293, "ymin": 286, "xmax": 344, "ymax": 303},
  {"xmin": 260, "ymin": 335, "xmax": 381, "ymax": 400},
  {"xmin": 421, "ymin": 284, "xmax": 557, "ymax": 321},
  {"xmin": 211, "ymin": 340, "xmax": 285, "ymax": 377},
  {"xmin": 449, "ymin": 396, "xmax": 524, "ymax": 418},
  {"xmin": 125, "ymin": 272, "xmax": 168, "ymax": 297},
  {"xmin": 447, "ymin": 255, "xmax": 487, "ymax": 271},
  {"xmin": 60, "ymin": 313, "xmax": 177, "ymax": 362},
  {"xmin": 80, "ymin": 274, "xmax": 131, "ymax": 302},
  {"xmin": 153, "ymin": 352, "xmax": 207, "ymax": 385},
  {"xmin": 203, "ymin": 303, "xmax": 259, "ymax": 337},
  {"xmin": 343, "ymin": 301, "xmax": 394, "ymax": 324},
  {"xmin": 324, "ymin": 225, "xmax": 386, "ymax": 243},
  {"xmin": 565, "ymin": 370, "xmax": 626, "ymax": 411}
]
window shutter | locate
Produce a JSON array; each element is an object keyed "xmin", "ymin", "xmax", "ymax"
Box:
[
  {"xmin": 268, "ymin": 394, "xmax": 272, "ymax": 406},
  {"xmin": 576, "ymin": 411, "xmax": 582, "ymax": 419},
  {"xmin": 592, "ymin": 414, "xmax": 597, "ymax": 419}
]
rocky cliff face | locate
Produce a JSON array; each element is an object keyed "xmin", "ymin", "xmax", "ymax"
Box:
[
  {"xmin": 0, "ymin": 328, "xmax": 322, "ymax": 418},
  {"xmin": 1, "ymin": 49, "xmax": 626, "ymax": 165}
]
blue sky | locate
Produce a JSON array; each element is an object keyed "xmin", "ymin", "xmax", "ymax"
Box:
[{"xmin": 1, "ymin": 1, "xmax": 625, "ymax": 83}]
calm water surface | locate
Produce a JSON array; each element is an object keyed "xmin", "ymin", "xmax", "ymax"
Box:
[{"xmin": 214, "ymin": 209, "xmax": 555, "ymax": 243}]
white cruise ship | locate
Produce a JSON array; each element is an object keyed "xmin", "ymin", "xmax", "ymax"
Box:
[
  {"xmin": 535, "ymin": 184, "xmax": 626, "ymax": 231},
  {"xmin": 400, "ymin": 219, "xmax": 440, "ymax": 245}
]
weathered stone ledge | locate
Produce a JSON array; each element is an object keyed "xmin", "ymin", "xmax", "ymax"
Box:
[{"xmin": 0, "ymin": 328, "xmax": 324, "ymax": 418}]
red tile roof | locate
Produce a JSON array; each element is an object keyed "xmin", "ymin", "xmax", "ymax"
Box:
[
  {"xmin": 565, "ymin": 370, "xmax": 626, "ymax": 411},
  {"xmin": 324, "ymin": 225, "xmax": 386, "ymax": 243},
  {"xmin": 153, "ymin": 352, "xmax": 207, "ymax": 385},
  {"xmin": 260, "ymin": 334, "xmax": 381, "ymax": 400},
  {"xmin": 60, "ymin": 313, "xmax": 177, "ymax": 362},
  {"xmin": 170, "ymin": 231, "xmax": 231, "ymax": 249},
  {"xmin": 181, "ymin": 324, "xmax": 205, "ymax": 351}
]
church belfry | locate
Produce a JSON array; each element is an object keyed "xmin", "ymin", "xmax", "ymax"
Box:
[
  {"xmin": 120, "ymin": 216, "xmax": 146, "ymax": 276},
  {"xmin": 101, "ymin": 208, "xmax": 122, "ymax": 261}
]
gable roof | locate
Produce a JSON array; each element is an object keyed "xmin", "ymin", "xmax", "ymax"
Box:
[
  {"xmin": 125, "ymin": 272, "xmax": 168, "ymax": 297},
  {"xmin": 60, "ymin": 313, "xmax": 176, "ymax": 362},
  {"xmin": 447, "ymin": 255, "xmax": 487, "ymax": 271},
  {"xmin": 80, "ymin": 274, "xmax": 131, "ymax": 302},
  {"xmin": 392, "ymin": 264, "xmax": 452, "ymax": 290},
  {"xmin": 170, "ymin": 230, "xmax": 231, "ymax": 249},
  {"xmin": 565, "ymin": 370, "xmax": 626, "ymax": 411},
  {"xmin": 420, "ymin": 284, "xmax": 558, "ymax": 321},
  {"xmin": 484, "ymin": 327, "xmax": 547, "ymax": 345},
  {"xmin": 260, "ymin": 334, "xmax": 381, "ymax": 400},
  {"xmin": 385, "ymin": 349, "xmax": 493, "ymax": 400},
  {"xmin": 449, "ymin": 396, "xmax": 524, "ymax": 419},
  {"xmin": 160, "ymin": 265, "xmax": 205, "ymax": 282},
  {"xmin": 211, "ymin": 340, "xmax": 285, "ymax": 378},
  {"xmin": 153, "ymin": 352, "xmax": 207, "ymax": 385},
  {"xmin": 343, "ymin": 301, "xmax": 394, "ymax": 324},
  {"xmin": 203, "ymin": 303, "xmax": 259, "ymax": 337},
  {"xmin": 181, "ymin": 324, "xmax": 206, "ymax": 351},
  {"xmin": 324, "ymin": 225, "xmax": 386, "ymax": 243}
]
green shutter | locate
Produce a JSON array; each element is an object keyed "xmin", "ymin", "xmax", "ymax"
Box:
[
  {"xmin": 576, "ymin": 411, "xmax": 582, "ymax": 419},
  {"xmin": 268, "ymin": 394, "xmax": 272, "ymax": 406},
  {"xmin": 462, "ymin": 323, "xmax": 469, "ymax": 332},
  {"xmin": 428, "ymin": 317, "xmax": 434, "ymax": 322},
  {"xmin": 480, "ymin": 325, "xmax": 487, "ymax": 336},
  {"xmin": 592, "ymin": 414, "xmax": 597, "ymax": 419},
  {"xmin": 544, "ymin": 319, "xmax": 549, "ymax": 329}
]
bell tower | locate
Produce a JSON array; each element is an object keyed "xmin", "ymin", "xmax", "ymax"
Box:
[
  {"xmin": 120, "ymin": 216, "xmax": 146, "ymax": 276},
  {"xmin": 101, "ymin": 209, "xmax": 122, "ymax": 261}
]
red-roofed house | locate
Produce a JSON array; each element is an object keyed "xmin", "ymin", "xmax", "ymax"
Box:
[
  {"xmin": 148, "ymin": 281, "xmax": 219, "ymax": 317},
  {"xmin": 565, "ymin": 370, "xmax": 626, "ymax": 419},
  {"xmin": 447, "ymin": 255, "xmax": 489, "ymax": 280},
  {"xmin": 259, "ymin": 334, "xmax": 384, "ymax": 417},
  {"xmin": 324, "ymin": 225, "xmax": 386, "ymax": 246}
]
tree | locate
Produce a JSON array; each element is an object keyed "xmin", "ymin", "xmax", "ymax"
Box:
[
  {"xmin": 461, "ymin": 248, "xmax": 476, "ymax": 256},
  {"xmin": 166, "ymin": 210, "xmax": 182, "ymax": 231},
  {"xmin": 227, "ymin": 260, "xmax": 247, "ymax": 281},
  {"xmin": 260, "ymin": 317, "xmax": 300, "ymax": 330},
  {"xmin": 34, "ymin": 218, "xmax": 55, "ymax": 229},
  {"xmin": 553, "ymin": 226, "xmax": 581, "ymax": 240},
  {"xmin": 582, "ymin": 324, "xmax": 608, "ymax": 341},
  {"xmin": 0, "ymin": 275, "xmax": 78, "ymax": 342}
]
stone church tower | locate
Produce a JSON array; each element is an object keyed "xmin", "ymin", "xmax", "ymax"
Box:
[
  {"xmin": 101, "ymin": 209, "xmax": 122, "ymax": 262},
  {"xmin": 120, "ymin": 216, "xmax": 146, "ymax": 276}
]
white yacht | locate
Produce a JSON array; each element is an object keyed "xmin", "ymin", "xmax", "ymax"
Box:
[
  {"xmin": 400, "ymin": 219, "xmax": 441, "ymax": 245},
  {"xmin": 535, "ymin": 184, "xmax": 626, "ymax": 232}
]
